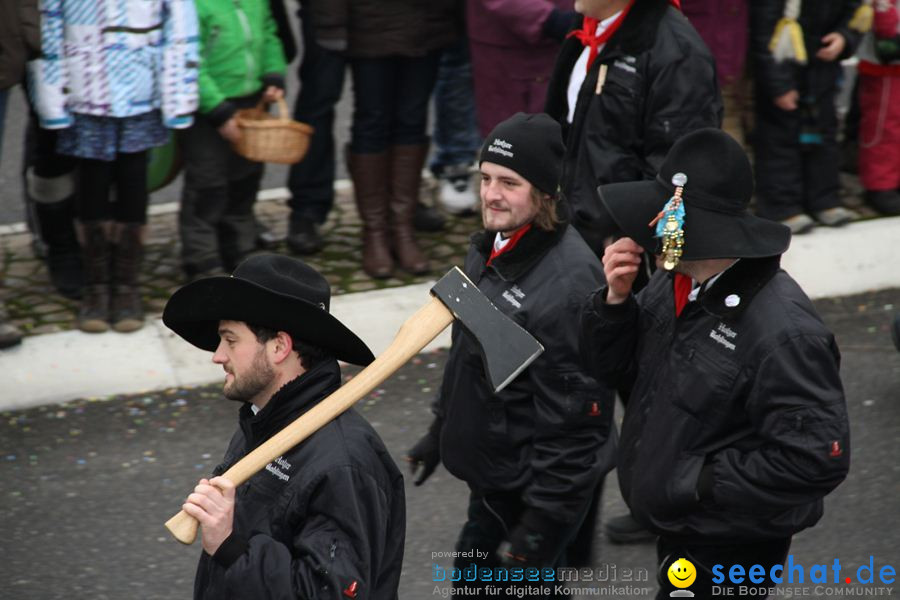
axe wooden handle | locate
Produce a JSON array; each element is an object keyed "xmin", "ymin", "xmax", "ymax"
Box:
[{"xmin": 165, "ymin": 295, "xmax": 455, "ymax": 544}]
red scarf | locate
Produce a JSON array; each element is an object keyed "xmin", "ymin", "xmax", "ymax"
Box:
[
  {"xmin": 673, "ymin": 272, "xmax": 693, "ymax": 317},
  {"xmin": 568, "ymin": 0, "xmax": 682, "ymax": 72},
  {"xmin": 487, "ymin": 224, "xmax": 532, "ymax": 266}
]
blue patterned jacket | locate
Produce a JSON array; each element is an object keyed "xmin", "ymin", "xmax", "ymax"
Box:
[{"xmin": 28, "ymin": 0, "xmax": 199, "ymax": 129}]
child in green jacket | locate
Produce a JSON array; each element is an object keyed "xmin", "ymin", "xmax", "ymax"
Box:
[{"xmin": 178, "ymin": 0, "xmax": 287, "ymax": 279}]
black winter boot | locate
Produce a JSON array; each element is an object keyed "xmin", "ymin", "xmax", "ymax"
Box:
[{"xmin": 27, "ymin": 167, "xmax": 84, "ymax": 299}]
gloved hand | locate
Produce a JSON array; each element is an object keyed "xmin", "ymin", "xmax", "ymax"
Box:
[
  {"xmin": 542, "ymin": 9, "xmax": 580, "ymax": 42},
  {"xmin": 405, "ymin": 418, "xmax": 442, "ymax": 486},
  {"xmin": 498, "ymin": 509, "xmax": 570, "ymax": 568}
]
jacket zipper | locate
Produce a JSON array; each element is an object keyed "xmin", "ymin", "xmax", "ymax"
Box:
[{"xmin": 233, "ymin": 0, "xmax": 256, "ymax": 93}]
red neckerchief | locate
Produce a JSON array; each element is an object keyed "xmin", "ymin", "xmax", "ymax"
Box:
[
  {"xmin": 567, "ymin": 0, "xmax": 682, "ymax": 73},
  {"xmin": 487, "ymin": 224, "xmax": 532, "ymax": 267},
  {"xmin": 673, "ymin": 272, "xmax": 693, "ymax": 317}
]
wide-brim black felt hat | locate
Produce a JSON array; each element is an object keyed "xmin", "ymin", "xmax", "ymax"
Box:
[
  {"xmin": 163, "ymin": 254, "xmax": 374, "ymax": 366},
  {"xmin": 596, "ymin": 128, "xmax": 791, "ymax": 260}
]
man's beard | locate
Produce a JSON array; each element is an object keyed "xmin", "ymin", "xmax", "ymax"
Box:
[{"xmin": 224, "ymin": 348, "xmax": 275, "ymax": 403}]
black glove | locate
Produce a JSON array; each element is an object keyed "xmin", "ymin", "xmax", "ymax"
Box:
[
  {"xmin": 498, "ymin": 509, "xmax": 570, "ymax": 568},
  {"xmin": 542, "ymin": 9, "xmax": 580, "ymax": 42},
  {"xmin": 405, "ymin": 418, "xmax": 442, "ymax": 486}
]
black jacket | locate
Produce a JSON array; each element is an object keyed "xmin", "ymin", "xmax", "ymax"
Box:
[
  {"xmin": 0, "ymin": 0, "xmax": 40, "ymax": 90},
  {"xmin": 194, "ymin": 360, "xmax": 405, "ymax": 600},
  {"xmin": 314, "ymin": 0, "xmax": 459, "ymax": 58},
  {"xmin": 437, "ymin": 225, "xmax": 616, "ymax": 530},
  {"xmin": 545, "ymin": 1, "xmax": 722, "ymax": 253},
  {"xmin": 750, "ymin": 0, "xmax": 862, "ymax": 100},
  {"xmin": 580, "ymin": 257, "xmax": 850, "ymax": 541}
]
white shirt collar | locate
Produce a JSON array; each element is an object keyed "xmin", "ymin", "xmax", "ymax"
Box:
[
  {"xmin": 688, "ymin": 259, "xmax": 740, "ymax": 302},
  {"xmin": 493, "ymin": 232, "xmax": 512, "ymax": 253}
]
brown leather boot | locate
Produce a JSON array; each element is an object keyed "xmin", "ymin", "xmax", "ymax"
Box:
[
  {"xmin": 110, "ymin": 222, "xmax": 145, "ymax": 333},
  {"xmin": 348, "ymin": 151, "xmax": 394, "ymax": 279},
  {"xmin": 389, "ymin": 143, "xmax": 430, "ymax": 275},
  {"xmin": 76, "ymin": 221, "xmax": 111, "ymax": 333}
]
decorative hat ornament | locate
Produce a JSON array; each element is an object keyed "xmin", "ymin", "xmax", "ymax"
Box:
[
  {"xmin": 849, "ymin": 0, "xmax": 874, "ymax": 33},
  {"xmin": 770, "ymin": 0, "xmax": 807, "ymax": 64},
  {"xmin": 649, "ymin": 172, "xmax": 688, "ymax": 271}
]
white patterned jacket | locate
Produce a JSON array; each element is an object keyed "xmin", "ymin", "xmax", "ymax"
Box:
[{"xmin": 28, "ymin": 0, "xmax": 199, "ymax": 129}]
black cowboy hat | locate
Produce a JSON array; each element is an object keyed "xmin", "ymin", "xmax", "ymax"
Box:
[
  {"xmin": 596, "ymin": 128, "xmax": 791, "ymax": 260},
  {"xmin": 162, "ymin": 254, "xmax": 374, "ymax": 366}
]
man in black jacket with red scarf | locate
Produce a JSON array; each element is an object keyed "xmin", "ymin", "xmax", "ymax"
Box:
[
  {"xmin": 546, "ymin": 0, "xmax": 721, "ymax": 256},
  {"xmin": 545, "ymin": 0, "xmax": 724, "ymax": 547},
  {"xmin": 407, "ymin": 113, "xmax": 615, "ymax": 599},
  {"xmin": 581, "ymin": 129, "xmax": 850, "ymax": 599}
]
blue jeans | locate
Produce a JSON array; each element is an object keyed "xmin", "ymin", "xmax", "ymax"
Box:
[
  {"xmin": 349, "ymin": 52, "xmax": 441, "ymax": 154},
  {"xmin": 286, "ymin": 7, "xmax": 347, "ymax": 225},
  {"xmin": 430, "ymin": 37, "xmax": 481, "ymax": 175}
]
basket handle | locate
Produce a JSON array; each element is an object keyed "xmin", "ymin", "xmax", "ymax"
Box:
[
  {"xmin": 253, "ymin": 97, "xmax": 291, "ymax": 121},
  {"xmin": 275, "ymin": 97, "xmax": 290, "ymax": 121}
]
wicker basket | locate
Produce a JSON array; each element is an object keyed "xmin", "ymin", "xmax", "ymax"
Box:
[{"xmin": 232, "ymin": 98, "xmax": 314, "ymax": 164}]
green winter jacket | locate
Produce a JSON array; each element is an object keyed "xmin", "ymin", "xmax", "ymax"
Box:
[{"xmin": 194, "ymin": 0, "xmax": 286, "ymax": 116}]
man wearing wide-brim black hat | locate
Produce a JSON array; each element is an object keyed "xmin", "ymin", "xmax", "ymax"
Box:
[
  {"xmin": 580, "ymin": 128, "xmax": 850, "ymax": 600},
  {"xmin": 163, "ymin": 254, "xmax": 405, "ymax": 600}
]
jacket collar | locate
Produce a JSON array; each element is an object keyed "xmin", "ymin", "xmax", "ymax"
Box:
[
  {"xmin": 238, "ymin": 359, "xmax": 342, "ymax": 449},
  {"xmin": 569, "ymin": 0, "xmax": 671, "ymax": 62},
  {"xmin": 689, "ymin": 255, "xmax": 782, "ymax": 321},
  {"xmin": 471, "ymin": 224, "xmax": 566, "ymax": 282}
]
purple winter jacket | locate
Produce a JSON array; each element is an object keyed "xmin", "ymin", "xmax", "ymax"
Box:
[
  {"xmin": 467, "ymin": 0, "xmax": 574, "ymax": 135},
  {"xmin": 467, "ymin": 0, "xmax": 573, "ymax": 48},
  {"xmin": 681, "ymin": 0, "xmax": 749, "ymax": 86}
]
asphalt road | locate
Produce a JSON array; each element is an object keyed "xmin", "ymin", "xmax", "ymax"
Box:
[{"xmin": 1, "ymin": 288, "xmax": 898, "ymax": 599}]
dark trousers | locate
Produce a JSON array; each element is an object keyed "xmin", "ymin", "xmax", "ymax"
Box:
[
  {"xmin": 177, "ymin": 116, "xmax": 263, "ymax": 274},
  {"xmin": 78, "ymin": 152, "xmax": 149, "ymax": 223},
  {"xmin": 753, "ymin": 66, "xmax": 842, "ymax": 221},
  {"xmin": 286, "ymin": 6, "xmax": 346, "ymax": 225},
  {"xmin": 448, "ymin": 492, "xmax": 576, "ymax": 599},
  {"xmin": 655, "ymin": 537, "xmax": 791, "ymax": 600},
  {"xmin": 349, "ymin": 52, "xmax": 441, "ymax": 154}
]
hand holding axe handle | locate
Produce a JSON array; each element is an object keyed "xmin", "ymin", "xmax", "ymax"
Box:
[{"xmin": 165, "ymin": 267, "xmax": 544, "ymax": 544}]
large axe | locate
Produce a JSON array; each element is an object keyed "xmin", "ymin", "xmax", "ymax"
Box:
[{"xmin": 165, "ymin": 266, "xmax": 544, "ymax": 544}]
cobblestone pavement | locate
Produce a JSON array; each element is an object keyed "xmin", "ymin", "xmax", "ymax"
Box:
[
  {"xmin": 0, "ymin": 179, "xmax": 481, "ymax": 337},
  {"xmin": 0, "ymin": 171, "xmax": 880, "ymax": 338}
]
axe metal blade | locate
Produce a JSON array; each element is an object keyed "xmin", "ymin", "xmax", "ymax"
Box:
[{"xmin": 430, "ymin": 267, "xmax": 544, "ymax": 392}]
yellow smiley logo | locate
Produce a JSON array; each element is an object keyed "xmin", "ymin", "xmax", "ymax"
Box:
[{"xmin": 667, "ymin": 558, "xmax": 697, "ymax": 589}]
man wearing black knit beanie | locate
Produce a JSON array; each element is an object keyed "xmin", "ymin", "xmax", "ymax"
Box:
[{"xmin": 407, "ymin": 113, "xmax": 616, "ymax": 599}]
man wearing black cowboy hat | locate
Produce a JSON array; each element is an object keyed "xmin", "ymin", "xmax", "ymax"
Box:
[
  {"xmin": 406, "ymin": 113, "xmax": 616, "ymax": 598},
  {"xmin": 163, "ymin": 254, "xmax": 405, "ymax": 600},
  {"xmin": 581, "ymin": 128, "xmax": 850, "ymax": 599}
]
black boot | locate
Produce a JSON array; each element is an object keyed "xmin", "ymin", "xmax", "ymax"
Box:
[
  {"xmin": 110, "ymin": 223, "xmax": 145, "ymax": 333},
  {"xmin": 866, "ymin": 190, "xmax": 900, "ymax": 216},
  {"xmin": 28, "ymin": 169, "xmax": 84, "ymax": 299},
  {"xmin": 286, "ymin": 217, "xmax": 324, "ymax": 255},
  {"xmin": 76, "ymin": 221, "xmax": 111, "ymax": 333},
  {"xmin": 413, "ymin": 202, "xmax": 446, "ymax": 232}
]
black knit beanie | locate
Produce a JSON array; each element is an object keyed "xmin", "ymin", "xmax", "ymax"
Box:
[{"xmin": 479, "ymin": 112, "xmax": 565, "ymax": 195}]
